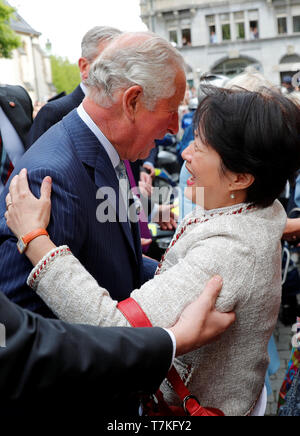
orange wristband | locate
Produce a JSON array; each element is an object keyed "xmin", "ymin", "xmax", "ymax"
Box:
[{"xmin": 17, "ymin": 229, "xmax": 49, "ymax": 254}]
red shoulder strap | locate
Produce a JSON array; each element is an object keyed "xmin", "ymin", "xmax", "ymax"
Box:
[
  {"xmin": 117, "ymin": 298, "xmax": 153, "ymax": 328},
  {"xmin": 117, "ymin": 297, "xmax": 224, "ymax": 417}
]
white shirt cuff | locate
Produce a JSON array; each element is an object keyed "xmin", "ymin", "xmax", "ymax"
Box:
[{"xmin": 164, "ymin": 329, "xmax": 176, "ymax": 370}]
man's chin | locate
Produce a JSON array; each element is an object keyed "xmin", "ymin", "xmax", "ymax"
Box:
[{"xmin": 127, "ymin": 144, "xmax": 155, "ymax": 162}]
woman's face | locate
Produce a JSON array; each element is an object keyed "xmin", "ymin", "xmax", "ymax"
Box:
[{"xmin": 182, "ymin": 130, "xmax": 235, "ymax": 209}]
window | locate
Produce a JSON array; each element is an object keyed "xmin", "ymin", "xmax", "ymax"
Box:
[
  {"xmin": 234, "ymin": 12, "xmax": 245, "ymax": 40},
  {"xmin": 181, "ymin": 28, "xmax": 192, "ymax": 46},
  {"xmin": 249, "ymin": 10, "xmax": 259, "ymax": 39},
  {"xmin": 220, "ymin": 13, "xmax": 231, "ymax": 41},
  {"xmin": 209, "ymin": 25, "xmax": 217, "ymax": 43},
  {"xmin": 222, "ymin": 24, "xmax": 231, "ymax": 40},
  {"xmin": 293, "ymin": 16, "xmax": 300, "ymax": 32},
  {"xmin": 179, "ymin": 9, "xmax": 191, "ymax": 17},
  {"xmin": 236, "ymin": 23, "xmax": 245, "ymax": 39},
  {"xmin": 206, "ymin": 15, "xmax": 217, "ymax": 44},
  {"xmin": 278, "ymin": 17, "xmax": 287, "ymax": 34},
  {"xmin": 212, "ymin": 57, "xmax": 260, "ymax": 78},
  {"xmin": 250, "ymin": 21, "xmax": 259, "ymax": 39},
  {"xmin": 169, "ymin": 30, "xmax": 178, "ymax": 46}
]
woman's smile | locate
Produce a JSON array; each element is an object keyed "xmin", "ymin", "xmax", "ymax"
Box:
[{"xmin": 185, "ymin": 165, "xmax": 197, "ymax": 186}]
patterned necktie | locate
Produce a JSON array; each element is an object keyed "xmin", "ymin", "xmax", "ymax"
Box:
[
  {"xmin": 124, "ymin": 160, "xmax": 153, "ymax": 250},
  {"xmin": 116, "ymin": 160, "xmax": 129, "ymax": 206},
  {"xmin": 0, "ymin": 130, "xmax": 14, "ymax": 186}
]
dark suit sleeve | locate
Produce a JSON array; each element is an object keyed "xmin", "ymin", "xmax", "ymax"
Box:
[
  {"xmin": 15, "ymin": 86, "xmax": 33, "ymax": 123},
  {"xmin": 0, "ymin": 292, "xmax": 172, "ymax": 403},
  {"xmin": 26, "ymin": 104, "xmax": 62, "ymax": 147}
]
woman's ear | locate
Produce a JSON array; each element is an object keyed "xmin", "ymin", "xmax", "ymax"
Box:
[
  {"xmin": 229, "ymin": 172, "xmax": 255, "ymax": 191},
  {"xmin": 122, "ymin": 86, "xmax": 143, "ymax": 122}
]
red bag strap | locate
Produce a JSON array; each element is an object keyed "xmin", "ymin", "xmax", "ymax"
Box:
[
  {"xmin": 117, "ymin": 297, "xmax": 152, "ymax": 327},
  {"xmin": 117, "ymin": 298, "xmax": 224, "ymax": 417}
]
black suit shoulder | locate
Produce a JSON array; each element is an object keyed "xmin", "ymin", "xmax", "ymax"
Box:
[
  {"xmin": 2, "ymin": 85, "xmax": 31, "ymax": 103},
  {"xmin": 27, "ymin": 85, "xmax": 84, "ymax": 147},
  {"xmin": 0, "ymin": 292, "xmax": 172, "ymax": 417},
  {"xmin": 0, "ymin": 85, "xmax": 33, "ymax": 147}
]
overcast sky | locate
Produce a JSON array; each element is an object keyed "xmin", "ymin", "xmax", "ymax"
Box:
[{"xmin": 9, "ymin": 0, "xmax": 148, "ymax": 62}]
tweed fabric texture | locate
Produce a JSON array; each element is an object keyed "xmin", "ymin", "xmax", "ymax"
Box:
[{"xmin": 28, "ymin": 200, "xmax": 286, "ymax": 416}]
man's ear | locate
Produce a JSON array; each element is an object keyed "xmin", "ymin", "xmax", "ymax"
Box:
[
  {"xmin": 123, "ymin": 86, "xmax": 143, "ymax": 121},
  {"xmin": 229, "ymin": 172, "xmax": 255, "ymax": 191},
  {"xmin": 78, "ymin": 57, "xmax": 90, "ymax": 81}
]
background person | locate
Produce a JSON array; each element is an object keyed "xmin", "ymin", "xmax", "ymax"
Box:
[
  {"xmin": 0, "ymin": 85, "xmax": 33, "ymax": 195},
  {"xmin": 27, "ymin": 26, "xmax": 156, "ymax": 206},
  {"xmin": 26, "ymin": 26, "xmax": 122, "ymax": 147}
]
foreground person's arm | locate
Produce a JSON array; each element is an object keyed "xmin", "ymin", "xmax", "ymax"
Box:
[
  {"xmin": 282, "ymin": 217, "xmax": 300, "ymax": 242},
  {"xmin": 0, "ymin": 292, "xmax": 172, "ymax": 402},
  {"xmin": 5, "ymin": 170, "xmax": 235, "ymax": 345}
]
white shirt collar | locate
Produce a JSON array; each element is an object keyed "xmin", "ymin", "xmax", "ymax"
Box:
[
  {"xmin": 77, "ymin": 103, "xmax": 120, "ymax": 170},
  {"xmin": 80, "ymin": 82, "xmax": 88, "ymax": 96}
]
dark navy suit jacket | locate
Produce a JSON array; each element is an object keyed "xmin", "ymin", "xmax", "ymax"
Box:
[
  {"xmin": 0, "ymin": 110, "xmax": 148, "ymax": 317},
  {"xmin": 26, "ymin": 84, "xmax": 84, "ymax": 147}
]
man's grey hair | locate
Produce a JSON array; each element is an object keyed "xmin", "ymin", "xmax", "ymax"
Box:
[
  {"xmin": 85, "ymin": 32, "xmax": 186, "ymax": 110},
  {"xmin": 81, "ymin": 26, "xmax": 122, "ymax": 63}
]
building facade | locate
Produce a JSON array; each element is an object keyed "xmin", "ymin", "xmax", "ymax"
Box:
[
  {"xmin": 0, "ymin": 7, "xmax": 54, "ymax": 103},
  {"xmin": 140, "ymin": 0, "xmax": 300, "ymax": 86}
]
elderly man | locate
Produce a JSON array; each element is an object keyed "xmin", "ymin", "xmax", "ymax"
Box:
[
  {"xmin": 0, "ymin": 32, "xmax": 186, "ymax": 317},
  {"xmin": 26, "ymin": 26, "xmax": 121, "ymax": 146},
  {"xmin": 27, "ymin": 26, "xmax": 157, "ymax": 235}
]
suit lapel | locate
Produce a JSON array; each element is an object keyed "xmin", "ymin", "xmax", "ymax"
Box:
[{"xmin": 63, "ymin": 110, "xmax": 138, "ymax": 262}]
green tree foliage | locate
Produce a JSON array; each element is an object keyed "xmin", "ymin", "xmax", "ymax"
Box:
[
  {"xmin": 0, "ymin": 0, "xmax": 21, "ymax": 58},
  {"xmin": 50, "ymin": 55, "xmax": 80, "ymax": 95}
]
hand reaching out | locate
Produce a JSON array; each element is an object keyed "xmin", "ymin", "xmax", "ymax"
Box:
[{"xmin": 170, "ymin": 276, "xmax": 236, "ymax": 356}]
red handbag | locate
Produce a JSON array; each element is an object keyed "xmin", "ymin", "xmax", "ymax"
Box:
[{"xmin": 117, "ymin": 298, "xmax": 225, "ymax": 417}]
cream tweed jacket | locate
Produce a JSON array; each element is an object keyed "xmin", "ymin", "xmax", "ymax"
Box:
[{"xmin": 28, "ymin": 200, "xmax": 286, "ymax": 416}]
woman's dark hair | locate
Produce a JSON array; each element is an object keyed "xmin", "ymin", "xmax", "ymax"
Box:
[{"xmin": 194, "ymin": 87, "xmax": 300, "ymax": 207}]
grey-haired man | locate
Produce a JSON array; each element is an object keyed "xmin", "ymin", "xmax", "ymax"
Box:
[{"xmin": 26, "ymin": 26, "xmax": 121, "ymax": 147}]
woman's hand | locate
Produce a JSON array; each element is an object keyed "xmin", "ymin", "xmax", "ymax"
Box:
[{"xmin": 5, "ymin": 168, "xmax": 52, "ymax": 239}]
